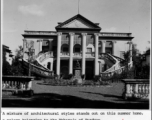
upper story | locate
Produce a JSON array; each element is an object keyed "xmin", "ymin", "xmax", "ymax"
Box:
[{"xmin": 22, "ymin": 14, "xmax": 134, "ymax": 59}]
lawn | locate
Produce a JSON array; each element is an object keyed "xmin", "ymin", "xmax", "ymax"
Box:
[{"xmin": 2, "ymin": 80, "xmax": 149, "ymax": 109}]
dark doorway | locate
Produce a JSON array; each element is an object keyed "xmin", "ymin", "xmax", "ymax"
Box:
[
  {"xmin": 61, "ymin": 60, "xmax": 69, "ymax": 79},
  {"xmin": 85, "ymin": 60, "xmax": 94, "ymax": 80}
]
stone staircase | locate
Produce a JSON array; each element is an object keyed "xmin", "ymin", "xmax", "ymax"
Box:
[{"xmin": 99, "ymin": 53, "xmax": 132, "ymax": 79}]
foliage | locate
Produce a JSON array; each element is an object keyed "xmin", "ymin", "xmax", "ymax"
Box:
[
  {"xmin": 2, "ymin": 45, "xmax": 28, "ymax": 76},
  {"xmin": 2, "ymin": 47, "xmax": 12, "ymax": 75},
  {"xmin": 15, "ymin": 45, "xmax": 23, "ymax": 60},
  {"xmin": 123, "ymin": 43, "xmax": 150, "ymax": 79}
]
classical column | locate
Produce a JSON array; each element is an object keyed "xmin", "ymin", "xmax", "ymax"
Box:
[
  {"xmin": 51, "ymin": 61, "xmax": 53, "ymax": 71},
  {"xmin": 69, "ymin": 32, "xmax": 74, "ymax": 74},
  {"xmin": 102, "ymin": 40, "xmax": 106, "ymax": 53},
  {"xmin": 37, "ymin": 40, "xmax": 43, "ymax": 52},
  {"xmin": 56, "ymin": 32, "xmax": 62, "ymax": 76},
  {"xmin": 81, "ymin": 33, "xmax": 87, "ymax": 75},
  {"xmin": 94, "ymin": 33, "xmax": 99, "ymax": 76},
  {"xmin": 49, "ymin": 39, "xmax": 52, "ymax": 51},
  {"xmin": 112, "ymin": 41, "xmax": 116, "ymax": 55}
]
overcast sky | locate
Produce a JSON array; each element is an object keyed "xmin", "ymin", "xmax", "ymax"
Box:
[{"xmin": 2, "ymin": 0, "xmax": 150, "ymax": 54}]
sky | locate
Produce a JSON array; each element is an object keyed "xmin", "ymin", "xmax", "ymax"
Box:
[{"xmin": 2, "ymin": 0, "xmax": 151, "ymax": 54}]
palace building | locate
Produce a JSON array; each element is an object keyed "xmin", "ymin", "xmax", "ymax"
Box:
[{"xmin": 22, "ymin": 14, "xmax": 134, "ymax": 79}]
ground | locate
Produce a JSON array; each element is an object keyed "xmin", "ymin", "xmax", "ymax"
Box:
[{"xmin": 2, "ymin": 80, "xmax": 149, "ymax": 109}]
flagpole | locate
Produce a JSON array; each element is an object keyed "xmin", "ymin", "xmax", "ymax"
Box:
[{"xmin": 78, "ymin": 0, "xmax": 80, "ymax": 14}]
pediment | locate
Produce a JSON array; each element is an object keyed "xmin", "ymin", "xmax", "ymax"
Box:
[
  {"xmin": 62, "ymin": 19, "xmax": 93, "ymax": 28},
  {"xmin": 55, "ymin": 14, "xmax": 101, "ymax": 30}
]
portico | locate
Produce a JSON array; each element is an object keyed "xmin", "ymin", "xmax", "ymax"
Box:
[{"xmin": 56, "ymin": 32, "xmax": 104, "ymax": 78}]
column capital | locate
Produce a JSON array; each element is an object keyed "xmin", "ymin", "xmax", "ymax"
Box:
[
  {"xmin": 94, "ymin": 33, "xmax": 99, "ymax": 36},
  {"xmin": 81, "ymin": 33, "xmax": 87, "ymax": 36},
  {"xmin": 57, "ymin": 32, "xmax": 62, "ymax": 36},
  {"xmin": 69, "ymin": 32, "xmax": 75, "ymax": 36}
]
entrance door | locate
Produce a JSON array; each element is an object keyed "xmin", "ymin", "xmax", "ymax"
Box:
[
  {"xmin": 61, "ymin": 66, "xmax": 69, "ymax": 79},
  {"xmin": 85, "ymin": 61, "xmax": 94, "ymax": 80}
]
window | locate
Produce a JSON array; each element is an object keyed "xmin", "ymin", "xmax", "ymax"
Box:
[
  {"xmin": 63, "ymin": 47, "xmax": 69, "ymax": 52},
  {"xmin": 87, "ymin": 48, "xmax": 92, "ymax": 53},
  {"xmin": 74, "ymin": 44, "xmax": 81, "ymax": 53},
  {"xmin": 61, "ymin": 44, "xmax": 69, "ymax": 52},
  {"xmin": 75, "ymin": 47, "xmax": 81, "ymax": 52}
]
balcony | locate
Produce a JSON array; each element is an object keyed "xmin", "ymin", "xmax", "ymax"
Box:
[
  {"xmin": 60, "ymin": 52, "xmax": 69, "ymax": 57},
  {"xmin": 73, "ymin": 52, "xmax": 82, "ymax": 57},
  {"xmin": 60, "ymin": 52, "xmax": 95, "ymax": 58}
]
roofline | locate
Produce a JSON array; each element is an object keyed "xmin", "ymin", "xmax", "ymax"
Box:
[{"xmin": 55, "ymin": 14, "xmax": 101, "ymax": 29}]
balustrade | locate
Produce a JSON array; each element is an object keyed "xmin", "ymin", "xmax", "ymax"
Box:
[
  {"xmin": 37, "ymin": 51, "xmax": 53, "ymax": 63},
  {"xmin": 60, "ymin": 52, "xmax": 69, "ymax": 57},
  {"xmin": 73, "ymin": 52, "xmax": 82, "ymax": 57},
  {"xmin": 24, "ymin": 31, "xmax": 57, "ymax": 35},
  {"xmin": 2, "ymin": 76, "xmax": 34, "ymax": 91},
  {"xmin": 100, "ymin": 33, "xmax": 132, "ymax": 37},
  {"xmin": 122, "ymin": 79, "xmax": 149, "ymax": 100}
]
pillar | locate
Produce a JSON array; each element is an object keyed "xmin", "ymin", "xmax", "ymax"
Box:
[
  {"xmin": 37, "ymin": 40, "xmax": 43, "ymax": 52},
  {"xmin": 69, "ymin": 32, "xmax": 74, "ymax": 74},
  {"xmin": 51, "ymin": 60, "xmax": 53, "ymax": 71},
  {"xmin": 49, "ymin": 39, "xmax": 52, "ymax": 51},
  {"xmin": 102, "ymin": 40, "xmax": 106, "ymax": 53},
  {"xmin": 112, "ymin": 41, "xmax": 116, "ymax": 55},
  {"xmin": 56, "ymin": 32, "xmax": 62, "ymax": 76},
  {"xmin": 81, "ymin": 33, "xmax": 87, "ymax": 75},
  {"xmin": 95, "ymin": 33, "xmax": 99, "ymax": 76},
  {"xmin": 28, "ymin": 81, "xmax": 32, "ymax": 90}
]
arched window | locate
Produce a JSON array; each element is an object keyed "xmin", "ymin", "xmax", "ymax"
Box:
[
  {"xmin": 73, "ymin": 44, "xmax": 81, "ymax": 53},
  {"xmin": 61, "ymin": 44, "xmax": 69, "ymax": 52}
]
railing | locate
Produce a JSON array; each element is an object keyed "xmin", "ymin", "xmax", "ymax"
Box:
[
  {"xmin": 22, "ymin": 59, "xmax": 53, "ymax": 77},
  {"xmin": 100, "ymin": 33, "xmax": 132, "ymax": 37},
  {"xmin": 100, "ymin": 66, "xmax": 125, "ymax": 78},
  {"xmin": 60, "ymin": 52, "xmax": 70, "ymax": 57},
  {"xmin": 122, "ymin": 79, "xmax": 149, "ymax": 100},
  {"xmin": 60, "ymin": 52, "xmax": 95, "ymax": 58},
  {"xmin": 110, "ymin": 54, "xmax": 125, "ymax": 62},
  {"xmin": 99, "ymin": 53, "xmax": 116, "ymax": 64},
  {"xmin": 24, "ymin": 31, "xmax": 57, "ymax": 35},
  {"xmin": 2, "ymin": 76, "xmax": 34, "ymax": 91},
  {"xmin": 73, "ymin": 52, "xmax": 82, "ymax": 57},
  {"xmin": 37, "ymin": 51, "xmax": 53, "ymax": 63}
]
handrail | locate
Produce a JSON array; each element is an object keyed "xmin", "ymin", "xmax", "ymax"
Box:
[{"xmin": 22, "ymin": 59, "xmax": 53, "ymax": 77}]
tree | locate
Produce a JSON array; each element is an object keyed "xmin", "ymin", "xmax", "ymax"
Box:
[
  {"xmin": 123, "ymin": 43, "xmax": 150, "ymax": 79},
  {"xmin": 2, "ymin": 50, "xmax": 12, "ymax": 75},
  {"xmin": 11, "ymin": 46, "xmax": 27, "ymax": 76}
]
